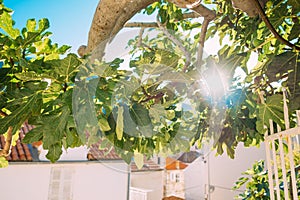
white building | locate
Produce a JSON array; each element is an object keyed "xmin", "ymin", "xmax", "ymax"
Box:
[{"xmin": 183, "ymin": 144, "xmax": 266, "ymax": 200}]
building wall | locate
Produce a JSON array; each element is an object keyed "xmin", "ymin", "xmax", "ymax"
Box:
[
  {"xmin": 164, "ymin": 170, "xmax": 185, "ymax": 199},
  {"xmin": 0, "ymin": 162, "xmax": 128, "ymax": 200},
  {"xmin": 184, "ymin": 158, "xmax": 206, "ymax": 200},
  {"xmin": 131, "ymin": 170, "xmax": 164, "ymax": 200},
  {"xmin": 0, "ymin": 164, "xmax": 50, "ymax": 200},
  {"xmin": 184, "ymin": 143, "xmax": 266, "ymax": 200}
]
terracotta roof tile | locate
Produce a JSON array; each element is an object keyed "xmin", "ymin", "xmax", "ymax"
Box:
[
  {"xmin": 163, "ymin": 196, "xmax": 185, "ymax": 200},
  {"xmin": 165, "ymin": 157, "xmax": 188, "ymax": 170},
  {"xmin": 87, "ymin": 140, "xmax": 162, "ymax": 171},
  {"xmin": 87, "ymin": 142, "xmax": 123, "ymax": 161},
  {"xmin": 0, "ymin": 122, "xmax": 34, "ymax": 162},
  {"xmin": 131, "ymin": 159, "xmax": 163, "ymax": 172}
]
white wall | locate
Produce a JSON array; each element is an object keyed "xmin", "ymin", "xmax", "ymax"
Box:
[
  {"xmin": 131, "ymin": 170, "xmax": 164, "ymax": 200},
  {"xmin": 184, "ymin": 143, "xmax": 266, "ymax": 200},
  {"xmin": 184, "ymin": 158, "xmax": 206, "ymax": 200},
  {"xmin": 0, "ymin": 161, "xmax": 128, "ymax": 200},
  {"xmin": 73, "ymin": 162, "xmax": 128, "ymax": 200},
  {"xmin": 0, "ymin": 164, "xmax": 51, "ymax": 200}
]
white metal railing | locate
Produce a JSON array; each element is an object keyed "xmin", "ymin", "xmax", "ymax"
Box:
[
  {"xmin": 264, "ymin": 91, "xmax": 299, "ymax": 200},
  {"xmin": 130, "ymin": 187, "xmax": 152, "ymax": 200}
]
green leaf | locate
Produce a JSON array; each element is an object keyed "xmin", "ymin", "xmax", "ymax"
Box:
[
  {"xmin": 134, "ymin": 151, "xmax": 144, "ymax": 169},
  {"xmin": 65, "ymin": 129, "xmax": 82, "ymax": 148},
  {"xmin": 38, "ymin": 18, "xmax": 50, "ymax": 32},
  {"xmin": 73, "ymin": 78, "xmax": 99, "ymax": 139},
  {"xmin": 119, "ymin": 151, "xmax": 133, "ymax": 165},
  {"xmin": 233, "ymin": 177, "xmax": 249, "ymax": 190},
  {"xmin": 15, "ymin": 71, "xmax": 43, "ymax": 81},
  {"xmin": 49, "ymin": 53, "xmax": 81, "ymax": 82},
  {"xmin": 0, "ymin": 11, "xmax": 20, "ymax": 39},
  {"xmin": 166, "ymin": 110, "xmax": 175, "ymax": 120},
  {"xmin": 26, "ymin": 19, "xmax": 36, "ymax": 32},
  {"xmin": 149, "ymin": 104, "xmax": 166, "ymax": 122},
  {"xmin": 23, "ymin": 128, "xmax": 43, "ymax": 144},
  {"xmin": 98, "ymin": 117, "xmax": 111, "ymax": 132},
  {"xmin": 46, "ymin": 143, "xmax": 63, "ymax": 163},
  {"xmin": 42, "ymin": 106, "xmax": 70, "ymax": 149},
  {"xmin": 0, "ymin": 157, "xmax": 8, "ymax": 168},
  {"xmin": 0, "ymin": 93, "xmax": 43, "ymax": 135},
  {"xmin": 256, "ymin": 94, "xmax": 284, "ymax": 134},
  {"xmin": 130, "ymin": 103, "xmax": 152, "ymax": 127},
  {"xmin": 116, "ymin": 105, "xmax": 124, "ymax": 140},
  {"xmin": 158, "ymin": 71, "xmax": 193, "ymax": 84}
]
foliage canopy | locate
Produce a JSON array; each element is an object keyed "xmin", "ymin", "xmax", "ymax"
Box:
[{"xmin": 0, "ymin": 0, "xmax": 299, "ymax": 165}]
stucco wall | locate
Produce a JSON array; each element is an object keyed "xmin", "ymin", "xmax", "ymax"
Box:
[
  {"xmin": 131, "ymin": 170, "xmax": 164, "ymax": 200},
  {"xmin": 0, "ymin": 164, "xmax": 51, "ymax": 200},
  {"xmin": 0, "ymin": 161, "xmax": 128, "ymax": 200},
  {"xmin": 184, "ymin": 143, "xmax": 266, "ymax": 200}
]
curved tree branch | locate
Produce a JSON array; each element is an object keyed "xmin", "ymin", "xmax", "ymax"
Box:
[
  {"xmin": 0, "ymin": 126, "xmax": 13, "ymax": 157},
  {"xmin": 79, "ymin": 0, "xmax": 156, "ymax": 58},
  {"xmin": 252, "ymin": 0, "xmax": 300, "ymax": 51},
  {"xmin": 79, "ymin": 0, "xmax": 216, "ymax": 58},
  {"xmin": 197, "ymin": 18, "xmax": 210, "ymax": 67}
]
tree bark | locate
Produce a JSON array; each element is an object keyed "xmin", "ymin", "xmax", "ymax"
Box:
[
  {"xmin": 79, "ymin": 0, "xmax": 216, "ymax": 58},
  {"xmin": 80, "ymin": 0, "xmax": 156, "ymax": 58},
  {"xmin": 0, "ymin": 126, "xmax": 13, "ymax": 157}
]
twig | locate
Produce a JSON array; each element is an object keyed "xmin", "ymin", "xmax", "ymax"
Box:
[
  {"xmin": 138, "ymin": 27, "xmax": 144, "ymax": 47},
  {"xmin": 156, "ymin": 15, "xmax": 192, "ymax": 72},
  {"xmin": 137, "ymin": 27, "xmax": 153, "ymax": 50},
  {"xmin": 139, "ymin": 86, "xmax": 164, "ymax": 103},
  {"xmin": 0, "ymin": 110, "xmax": 8, "ymax": 117},
  {"xmin": 0, "ymin": 126, "xmax": 13, "ymax": 157},
  {"xmin": 196, "ymin": 18, "xmax": 210, "ymax": 67},
  {"xmin": 125, "ymin": 22, "xmax": 158, "ymax": 28},
  {"xmin": 252, "ymin": 0, "xmax": 300, "ymax": 51},
  {"xmin": 124, "ymin": 12, "xmax": 200, "ymax": 28},
  {"xmin": 141, "ymin": 86, "xmax": 151, "ymax": 98}
]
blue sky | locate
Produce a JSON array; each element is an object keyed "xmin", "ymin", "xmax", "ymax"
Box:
[{"xmin": 5, "ymin": 0, "xmax": 99, "ymax": 53}]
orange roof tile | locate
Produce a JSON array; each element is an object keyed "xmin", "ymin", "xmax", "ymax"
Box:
[
  {"xmin": 165, "ymin": 157, "xmax": 188, "ymax": 170},
  {"xmin": 163, "ymin": 196, "xmax": 185, "ymax": 200}
]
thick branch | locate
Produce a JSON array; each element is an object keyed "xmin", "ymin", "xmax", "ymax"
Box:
[
  {"xmin": 190, "ymin": 4, "xmax": 216, "ymax": 21},
  {"xmin": 0, "ymin": 126, "xmax": 13, "ymax": 157},
  {"xmin": 81, "ymin": 0, "xmax": 216, "ymax": 58},
  {"xmin": 252, "ymin": 0, "xmax": 300, "ymax": 51},
  {"xmin": 81, "ymin": 0, "xmax": 156, "ymax": 58},
  {"xmin": 196, "ymin": 18, "xmax": 210, "ymax": 67}
]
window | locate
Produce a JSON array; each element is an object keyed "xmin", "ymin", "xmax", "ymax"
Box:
[
  {"xmin": 48, "ymin": 166, "xmax": 74, "ymax": 200},
  {"xmin": 175, "ymin": 173, "xmax": 180, "ymax": 183},
  {"xmin": 169, "ymin": 171, "xmax": 181, "ymax": 183}
]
